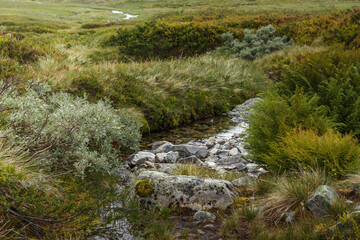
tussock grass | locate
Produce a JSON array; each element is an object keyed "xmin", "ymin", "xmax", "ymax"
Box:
[
  {"xmin": 173, "ymin": 164, "xmax": 243, "ymax": 181},
  {"xmin": 27, "ymin": 52, "xmax": 268, "ymax": 131},
  {"xmin": 262, "ymin": 170, "xmax": 330, "ymax": 221}
]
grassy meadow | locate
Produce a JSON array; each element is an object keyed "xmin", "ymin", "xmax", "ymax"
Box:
[{"xmin": 1, "ymin": 0, "xmax": 360, "ymax": 239}]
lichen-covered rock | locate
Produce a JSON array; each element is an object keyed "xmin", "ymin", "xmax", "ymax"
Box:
[
  {"xmin": 232, "ymin": 176, "xmax": 252, "ymax": 187},
  {"xmin": 165, "ymin": 151, "xmax": 179, "ymax": 163},
  {"xmin": 306, "ymin": 185, "xmax": 339, "ymax": 216},
  {"xmin": 127, "ymin": 151, "xmax": 155, "ymax": 168},
  {"xmin": 136, "ymin": 171, "xmax": 238, "ymax": 211},
  {"xmin": 172, "ymin": 145, "xmax": 207, "ymax": 158}
]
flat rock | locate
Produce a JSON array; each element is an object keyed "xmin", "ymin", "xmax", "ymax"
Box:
[
  {"xmin": 136, "ymin": 171, "xmax": 238, "ymax": 211},
  {"xmin": 193, "ymin": 211, "xmax": 216, "ymax": 221}
]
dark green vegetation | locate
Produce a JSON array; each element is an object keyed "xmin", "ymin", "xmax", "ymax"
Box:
[{"xmin": 1, "ymin": 0, "xmax": 360, "ymax": 239}]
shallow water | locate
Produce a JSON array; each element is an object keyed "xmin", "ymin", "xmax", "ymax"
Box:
[
  {"xmin": 112, "ymin": 10, "xmax": 139, "ymax": 20},
  {"xmin": 141, "ymin": 116, "xmax": 236, "ymax": 149}
]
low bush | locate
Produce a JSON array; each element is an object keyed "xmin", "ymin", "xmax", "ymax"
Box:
[
  {"xmin": 0, "ymin": 139, "xmax": 116, "ymax": 239},
  {"xmin": 108, "ymin": 20, "xmax": 229, "ymax": 59},
  {"xmin": 0, "ymin": 35, "xmax": 44, "ymax": 63},
  {"xmin": 264, "ymin": 129, "xmax": 360, "ymax": 178},
  {"xmin": 1, "ymin": 83, "xmax": 142, "ymax": 176},
  {"xmin": 218, "ymin": 25, "xmax": 293, "ymax": 60}
]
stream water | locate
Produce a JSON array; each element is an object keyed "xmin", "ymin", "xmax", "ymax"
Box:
[{"xmin": 141, "ymin": 116, "xmax": 236, "ymax": 150}]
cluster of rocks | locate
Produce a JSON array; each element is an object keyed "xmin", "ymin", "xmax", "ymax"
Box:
[{"xmin": 124, "ymin": 98, "xmax": 267, "ymax": 211}]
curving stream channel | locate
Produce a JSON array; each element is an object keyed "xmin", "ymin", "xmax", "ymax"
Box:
[{"xmin": 90, "ymin": 98, "xmax": 261, "ymax": 240}]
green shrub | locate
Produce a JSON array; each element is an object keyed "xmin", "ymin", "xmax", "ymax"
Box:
[
  {"xmin": 0, "ymin": 35, "xmax": 44, "ymax": 63},
  {"xmin": 218, "ymin": 25, "xmax": 293, "ymax": 60},
  {"xmin": 280, "ymin": 48, "xmax": 360, "ymax": 137},
  {"xmin": 107, "ymin": 20, "xmax": 228, "ymax": 59},
  {"xmin": 1, "ymin": 85, "xmax": 142, "ymax": 176},
  {"xmin": 247, "ymin": 89, "xmax": 333, "ymax": 164},
  {"xmin": 264, "ymin": 128, "xmax": 360, "ymax": 178},
  {"xmin": 0, "ymin": 139, "xmax": 116, "ymax": 239}
]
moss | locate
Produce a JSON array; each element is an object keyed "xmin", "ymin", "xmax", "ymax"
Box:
[
  {"xmin": 231, "ymin": 197, "xmax": 249, "ymax": 209},
  {"xmin": 135, "ymin": 179, "xmax": 154, "ymax": 198}
]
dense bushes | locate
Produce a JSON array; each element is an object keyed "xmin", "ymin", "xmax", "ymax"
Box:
[
  {"xmin": 107, "ymin": 21, "xmax": 228, "ymax": 59},
  {"xmin": 247, "ymin": 90, "xmax": 332, "ymax": 164},
  {"xmin": 0, "ymin": 35, "xmax": 44, "ymax": 63},
  {"xmin": 0, "ymin": 141, "xmax": 117, "ymax": 239},
  {"xmin": 247, "ymin": 47, "xmax": 360, "ymax": 177},
  {"xmin": 1, "ymin": 84, "xmax": 142, "ymax": 176},
  {"xmin": 109, "ymin": 9, "xmax": 360, "ymax": 59},
  {"xmin": 280, "ymin": 48, "xmax": 360, "ymax": 137},
  {"xmin": 218, "ymin": 25, "xmax": 293, "ymax": 60}
]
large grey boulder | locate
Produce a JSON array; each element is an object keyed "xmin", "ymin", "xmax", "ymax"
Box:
[
  {"xmin": 136, "ymin": 171, "xmax": 238, "ymax": 211},
  {"xmin": 172, "ymin": 145, "xmax": 207, "ymax": 158},
  {"xmin": 306, "ymin": 185, "xmax": 339, "ymax": 216},
  {"xmin": 127, "ymin": 151, "xmax": 155, "ymax": 168}
]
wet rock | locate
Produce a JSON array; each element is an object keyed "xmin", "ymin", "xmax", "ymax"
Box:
[
  {"xmin": 209, "ymin": 147, "xmax": 218, "ymax": 155},
  {"xmin": 127, "ymin": 151, "xmax": 155, "ymax": 168},
  {"xmin": 193, "ymin": 211, "xmax": 216, "ymax": 221},
  {"xmin": 229, "ymin": 148, "xmax": 239, "ymax": 156},
  {"xmin": 172, "ymin": 144, "xmax": 207, "ymax": 158},
  {"xmin": 153, "ymin": 142, "xmax": 173, "ymax": 154},
  {"xmin": 177, "ymin": 156, "xmax": 203, "ymax": 166},
  {"xmin": 306, "ymin": 185, "xmax": 339, "ymax": 217},
  {"xmin": 205, "ymin": 137, "xmax": 216, "ymax": 148},
  {"xmin": 137, "ymin": 171, "xmax": 238, "ymax": 211}
]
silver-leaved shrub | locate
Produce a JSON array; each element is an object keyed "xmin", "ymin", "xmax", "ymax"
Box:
[
  {"xmin": 1, "ymin": 86, "xmax": 142, "ymax": 176},
  {"xmin": 218, "ymin": 24, "xmax": 293, "ymax": 60}
]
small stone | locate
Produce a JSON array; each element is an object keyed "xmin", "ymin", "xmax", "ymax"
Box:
[
  {"xmin": 155, "ymin": 153, "xmax": 166, "ymax": 163},
  {"xmin": 353, "ymin": 183, "xmax": 360, "ymax": 192},
  {"xmin": 203, "ymin": 224, "xmax": 214, "ymax": 230},
  {"xmin": 354, "ymin": 205, "xmax": 360, "ymax": 211},
  {"xmin": 197, "ymin": 229, "xmax": 205, "ymax": 235},
  {"xmin": 209, "ymin": 147, "xmax": 218, "ymax": 155},
  {"xmin": 229, "ymin": 148, "xmax": 239, "ymax": 156},
  {"xmin": 205, "ymin": 137, "xmax": 216, "ymax": 148},
  {"xmin": 193, "ymin": 211, "xmax": 216, "ymax": 221},
  {"xmin": 345, "ymin": 200, "xmax": 354, "ymax": 205},
  {"xmin": 285, "ymin": 211, "xmax": 296, "ymax": 224}
]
